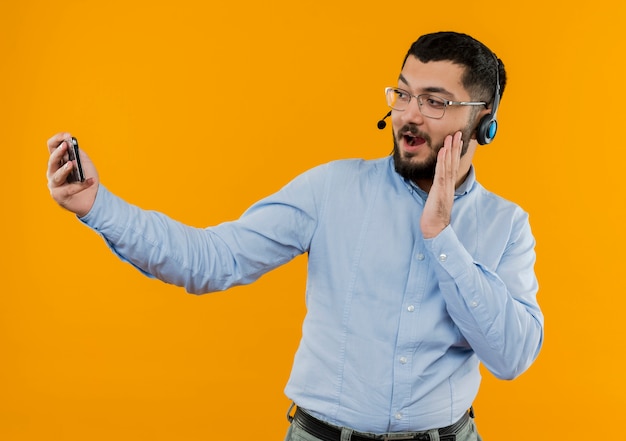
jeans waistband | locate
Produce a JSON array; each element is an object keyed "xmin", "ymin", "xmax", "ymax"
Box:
[{"xmin": 292, "ymin": 407, "xmax": 470, "ymax": 441}]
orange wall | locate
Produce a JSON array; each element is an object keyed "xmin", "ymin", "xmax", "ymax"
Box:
[{"xmin": 1, "ymin": 1, "xmax": 625, "ymax": 439}]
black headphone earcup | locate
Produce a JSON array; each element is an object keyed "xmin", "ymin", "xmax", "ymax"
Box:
[{"xmin": 476, "ymin": 113, "xmax": 498, "ymax": 145}]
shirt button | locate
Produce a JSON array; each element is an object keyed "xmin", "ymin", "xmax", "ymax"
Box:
[
  {"xmin": 471, "ymin": 301, "xmax": 479, "ymax": 308},
  {"xmin": 438, "ymin": 253, "xmax": 448, "ymax": 262},
  {"xmin": 416, "ymin": 253, "xmax": 425, "ymax": 261},
  {"xmin": 399, "ymin": 356, "xmax": 408, "ymax": 364},
  {"xmin": 407, "ymin": 305, "xmax": 415, "ymax": 312},
  {"xmin": 395, "ymin": 412, "xmax": 403, "ymax": 420}
]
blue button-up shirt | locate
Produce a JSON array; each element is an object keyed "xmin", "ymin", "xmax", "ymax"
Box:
[{"xmin": 81, "ymin": 156, "xmax": 543, "ymax": 433}]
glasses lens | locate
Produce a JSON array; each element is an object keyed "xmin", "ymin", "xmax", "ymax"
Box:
[
  {"xmin": 419, "ymin": 95, "xmax": 446, "ymax": 118},
  {"xmin": 386, "ymin": 88, "xmax": 409, "ymax": 110}
]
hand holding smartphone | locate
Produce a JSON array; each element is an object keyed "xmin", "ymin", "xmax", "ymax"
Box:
[{"xmin": 64, "ymin": 136, "xmax": 85, "ymax": 183}]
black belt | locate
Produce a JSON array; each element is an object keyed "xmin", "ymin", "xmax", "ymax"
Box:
[{"xmin": 292, "ymin": 407, "xmax": 470, "ymax": 441}]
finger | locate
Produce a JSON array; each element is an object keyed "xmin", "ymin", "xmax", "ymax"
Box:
[
  {"xmin": 453, "ymin": 131, "xmax": 463, "ymax": 153},
  {"xmin": 47, "ymin": 132, "xmax": 71, "ymax": 154},
  {"xmin": 451, "ymin": 131, "xmax": 463, "ymax": 170},
  {"xmin": 49, "ymin": 157, "xmax": 74, "ymax": 188},
  {"xmin": 46, "ymin": 139, "xmax": 69, "ymax": 178},
  {"xmin": 440, "ymin": 135, "xmax": 453, "ymax": 177}
]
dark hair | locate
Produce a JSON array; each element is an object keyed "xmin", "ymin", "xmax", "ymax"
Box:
[{"xmin": 402, "ymin": 31, "xmax": 506, "ymax": 105}]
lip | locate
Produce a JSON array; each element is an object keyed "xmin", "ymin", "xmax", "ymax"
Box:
[{"xmin": 400, "ymin": 133, "xmax": 427, "ymax": 153}]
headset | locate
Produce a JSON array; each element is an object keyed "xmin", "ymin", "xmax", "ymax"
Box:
[
  {"xmin": 378, "ymin": 54, "xmax": 501, "ymax": 146},
  {"xmin": 475, "ymin": 54, "xmax": 501, "ymax": 145}
]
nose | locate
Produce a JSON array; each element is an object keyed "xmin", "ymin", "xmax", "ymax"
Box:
[{"xmin": 399, "ymin": 96, "xmax": 424, "ymax": 125}]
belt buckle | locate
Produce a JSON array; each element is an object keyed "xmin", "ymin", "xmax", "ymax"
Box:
[{"xmin": 382, "ymin": 433, "xmax": 456, "ymax": 441}]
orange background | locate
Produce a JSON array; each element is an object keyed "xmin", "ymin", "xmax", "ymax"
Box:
[{"xmin": 2, "ymin": 1, "xmax": 625, "ymax": 439}]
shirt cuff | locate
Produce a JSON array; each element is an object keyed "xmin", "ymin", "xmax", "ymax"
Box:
[
  {"xmin": 423, "ymin": 225, "xmax": 474, "ymax": 280},
  {"xmin": 78, "ymin": 184, "xmax": 125, "ymax": 242}
]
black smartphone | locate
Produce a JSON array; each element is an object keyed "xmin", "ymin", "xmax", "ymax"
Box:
[{"xmin": 66, "ymin": 137, "xmax": 85, "ymax": 183}]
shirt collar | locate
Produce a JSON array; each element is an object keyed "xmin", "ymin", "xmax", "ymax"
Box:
[{"xmin": 455, "ymin": 165, "xmax": 476, "ymax": 197}]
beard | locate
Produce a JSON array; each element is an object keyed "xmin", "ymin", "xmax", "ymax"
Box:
[{"xmin": 392, "ymin": 120, "xmax": 474, "ymax": 183}]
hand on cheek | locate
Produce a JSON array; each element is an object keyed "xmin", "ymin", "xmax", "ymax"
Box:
[{"xmin": 420, "ymin": 131, "xmax": 463, "ymax": 239}]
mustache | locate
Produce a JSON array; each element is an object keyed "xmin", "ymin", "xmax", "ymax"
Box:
[{"xmin": 398, "ymin": 123, "xmax": 421, "ymax": 137}]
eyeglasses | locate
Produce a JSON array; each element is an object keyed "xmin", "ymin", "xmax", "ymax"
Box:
[{"xmin": 385, "ymin": 87, "xmax": 486, "ymax": 119}]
